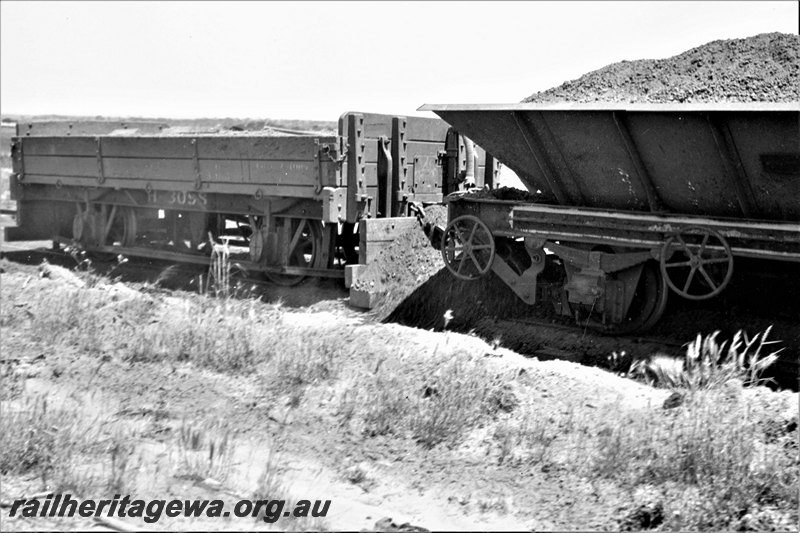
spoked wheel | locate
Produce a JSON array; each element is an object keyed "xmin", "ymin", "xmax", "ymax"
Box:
[
  {"xmin": 102, "ymin": 205, "xmax": 137, "ymax": 247},
  {"xmin": 441, "ymin": 215, "xmax": 496, "ymax": 281},
  {"xmin": 248, "ymin": 216, "xmax": 267, "ymax": 263},
  {"xmin": 660, "ymin": 227, "xmax": 734, "ymax": 301},
  {"xmin": 73, "ymin": 204, "xmax": 101, "ymax": 246},
  {"xmin": 73, "ymin": 204, "xmax": 137, "ymax": 260},
  {"xmin": 266, "ymin": 218, "xmax": 323, "ymax": 286},
  {"xmin": 97, "ymin": 205, "xmax": 138, "ymax": 260}
]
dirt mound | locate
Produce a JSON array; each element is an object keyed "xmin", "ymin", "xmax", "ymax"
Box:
[
  {"xmin": 352, "ymin": 206, "xmax": 448, "ymax": 319},
  {"xmin": 523, "ymin": 32, "xmax": 800, "ymax": 103},
  {"xmin": 360, "ymin": 205, "xmax": 542, "ymax": 326},
  {"xmin": 386, "ymin": 268, "xmax": 535, "ymax": 331}
]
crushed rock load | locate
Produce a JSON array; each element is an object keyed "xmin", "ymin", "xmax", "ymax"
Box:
[
  {"xmin": 463, "ymin": 186, "xmax": 549, "ymax": 202},
  {"xmin": 523, "ymin": 32, "xmax": 800, "ymax": 103}
]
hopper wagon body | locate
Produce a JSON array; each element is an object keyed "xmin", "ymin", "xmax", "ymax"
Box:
[
  {"xmin": 5, "ymin": 113, "xmax": 498, "ymax": 300},
  {"xmin": 419, "ymin": 103, "xmax": 800, "ymax": 334}
]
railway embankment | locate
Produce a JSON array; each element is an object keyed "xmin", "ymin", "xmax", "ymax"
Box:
[{"xmin": 1, "ymin": 258, "xmax": 798, "ymax": 530}]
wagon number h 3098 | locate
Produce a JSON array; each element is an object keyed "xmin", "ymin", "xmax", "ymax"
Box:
[{"xmin": 146, "ymin": 189, "xmax": 209, "ymax": 206}]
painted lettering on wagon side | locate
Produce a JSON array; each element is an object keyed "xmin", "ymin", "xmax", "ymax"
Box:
[
  {"xmin": 145, "ymin": 189, "xmax": 208, "ymax": 206},
  {"xmin": 168, "ymin": 191, "xmax": 208, "ymax": 206},
  {"xmin": 285, "ymin": 162, "xmax": 312, "ymax": 172}
]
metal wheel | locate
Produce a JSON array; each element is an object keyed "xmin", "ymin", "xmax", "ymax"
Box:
[
  {"xmin": 248, "ymin": 216, "xmax": 268, "ymax": 262},
  {"xmin": 73, "ymin": 204, "xmax": 136, "ymax": 246},
  {"xmin": 73, "ymin": 204, "xmax": 138, "ymax": 260},
  {"xmin": 615, "ymin": 261, "xmax": 668, "ymax": 334},
  {"xmin": 441, "ymin": 215, "xmax": 495, "ymax": 280},
  {"xmin": 102, "ymin": 205, "xmax": 137, "ymax": 247},
  {"xmin": 72, "ymin": 206, "xmax": 100, "ymax": 245},
  {"xmin": 266, "ymin": 218, "xmax": 323, "ymax": 286},
  {"xmin": 660, "ymin": 226, "xmax": 733, "ymax": 300},
  {"xmin": 572, "ymin": 259, "xmax": 669, "ymax": 336}
]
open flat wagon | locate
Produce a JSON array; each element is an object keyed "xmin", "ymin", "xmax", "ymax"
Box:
[{"xmin": 5, "ymin": 112, "xmax": 498, "ymax": 301}]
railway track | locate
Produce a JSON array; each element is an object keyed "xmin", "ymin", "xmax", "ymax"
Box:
[
  {"xmin": 508, "ymin": 316, "xmax": 686, "ymax": 350},
  {"xmin": 0, "ymin": 240, "xmax": 349, "ymax": 307}
]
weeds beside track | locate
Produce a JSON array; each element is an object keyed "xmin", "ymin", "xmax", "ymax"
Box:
[{"xmin": 2, "ymin": 259, "xmax": 797, "ymax": 531}]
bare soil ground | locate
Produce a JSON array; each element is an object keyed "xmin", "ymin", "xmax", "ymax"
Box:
[
  {"xmin": 0, "ymin": 259, "xmax": 643, "ymax": 530},
  {"xmin": 1, "ymin": 251, "xmax": 798, "ymax": 531}
]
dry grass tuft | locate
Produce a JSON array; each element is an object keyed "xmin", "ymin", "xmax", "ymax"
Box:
[
  {"xmin": 0, "ymin": 393, "xmax": 143, "ymax": 497},
  {"xmin": 342, "ymin": 349, "xmax": 513, "ymax": 448},
  {"xmin": 0, "ymin": 396, "xmax": 87, "ymax": 478},
  {"xmin": 30, "ymin": 289, "xmax": 108, "ymax": 354},
  {"xmin": 590, "ymin": 390, "xmax": 798, "ymax": 530},
  {"xmin": 252, "ymin": 447, "xmax": 287, "ymax": 502},
  {"xmin": 491, "ymin": 409, "xmax": 562, "ymax": 467},
  {"xmin": 264, "ymin": 325, "xmax": 346, "ymax": 396},
  {"xmin": 127, "ymin": 297, "xmax": 282, "ymax": 371},
  {"xmin": 630, "ymin": 327, "xmax": 782, "ymax": 391},
  {"xmin": 103, "ymin": 425, "xmax": 140, "ymax": 494},
  {"xmin": 175, "ymin": 418, "xmax": 235, "ymax": 483}
]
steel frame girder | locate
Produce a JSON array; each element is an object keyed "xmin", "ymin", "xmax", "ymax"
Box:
[{"xmin": 510, "ymin": 204, "xmax": 800, "ymax": 261}]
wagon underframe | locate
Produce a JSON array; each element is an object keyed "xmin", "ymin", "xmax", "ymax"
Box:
[{"xmin": 443, "ymin": 196, "xmax": 800, "ymax": 334}]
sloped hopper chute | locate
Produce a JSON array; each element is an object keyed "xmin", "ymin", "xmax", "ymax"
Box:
[{"xmin": 418, "ymin": 103, "xmax": 800, "ymax": 223}]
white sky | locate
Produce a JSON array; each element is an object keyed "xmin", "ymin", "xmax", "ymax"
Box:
[{"xmin": 1, "ymin": 1, "xmax": 797, "ymax": 121}]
